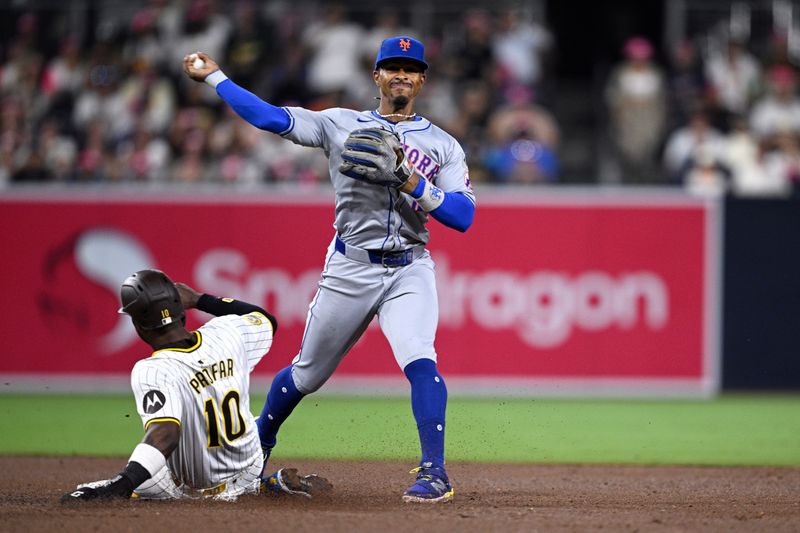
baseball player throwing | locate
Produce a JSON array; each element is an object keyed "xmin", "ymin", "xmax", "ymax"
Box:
[
  {"xmin": 61, "ymin": 269, "xmax": 330, "ymax": 502},
  {"xmin": 184, "ymin": 35, "xmax": 475, "ymax": 503}
]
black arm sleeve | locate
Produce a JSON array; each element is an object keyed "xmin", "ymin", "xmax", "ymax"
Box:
[
  {"xmin": 118, "ymin": 461, "xmax": 151, "ymax": 493},
  {"xmin": 93, "ymin": 461, "xmax": 150, "ymax": 499},
  {"xmin": 196, "ymin": 294, "xmax": 278, "ymax": 333}
]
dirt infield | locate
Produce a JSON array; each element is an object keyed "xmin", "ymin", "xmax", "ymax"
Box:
[{"xmin": 1, "ymin": 457, "xmax": 798, "ymax": 532}]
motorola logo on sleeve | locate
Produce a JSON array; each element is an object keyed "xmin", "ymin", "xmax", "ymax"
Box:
[{"xmin": 143, "ymin": 390, "xmax": 166, "ymax": 414}]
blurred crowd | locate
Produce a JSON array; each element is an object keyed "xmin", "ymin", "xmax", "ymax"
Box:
[
  {"xmin": 0, "ymin": 1, "xmax": 558, "ymax": 188},
  {"xmin": 605, "ymin": 31, "xmax": 800, "ymax": 198},
  {"xmin": 0, "ymin": 1, "xmax": 798, "ymax": 198}
]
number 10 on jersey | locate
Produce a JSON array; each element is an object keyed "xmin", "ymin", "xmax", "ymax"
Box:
[{"xmin": 204, "ymin": 389, "xmax": 246, "ymax": 447}]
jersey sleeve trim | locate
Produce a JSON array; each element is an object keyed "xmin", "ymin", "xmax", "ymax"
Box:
[
  {"xmin": 150, "ymin": 331, "xmax": 202, "ymax": 356},
  {"xmin": 279, "ymin": 107, "xmax": 296, "ymax": 136},
  {"xmin": 249, "ymin": 311, "xmax": 276, "ymax": 334},
  {"xmin": 144, "ymin": 417, "xmax": 181, "ymax": 430}
]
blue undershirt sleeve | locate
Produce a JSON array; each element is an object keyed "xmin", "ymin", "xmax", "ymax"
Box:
[
  {"xmin": 216, "ymin": 79, "xmax": 292, "ymax": 134},
  {"xmin": 429, "ymin": 192, "xmax": 475, "ymax": 232}
]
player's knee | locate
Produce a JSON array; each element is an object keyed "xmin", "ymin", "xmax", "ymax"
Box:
[
  {"xmin": 296, "ymin": 380, "xmax": 321, "ymax": 395},
  {"xmin": 290, "ymin": 369, "xmax": 326, "ymax": 395}
]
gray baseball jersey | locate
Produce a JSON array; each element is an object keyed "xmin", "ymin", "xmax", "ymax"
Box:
[
  {"xmin": 130, "ymin": 311, "xmax": 273, "ymax": 498},
  {"xmin": 282, "ymin": 108, "xmax": 475, "ymax": 250},
  {"xmin": 276, "ymin": 109, "xmax": 474, "ymax": 393}
]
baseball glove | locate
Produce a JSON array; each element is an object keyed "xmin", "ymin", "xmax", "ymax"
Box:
[{"xmin": 339, "ymin": 128, "xmax": 412, "ymax": 188}]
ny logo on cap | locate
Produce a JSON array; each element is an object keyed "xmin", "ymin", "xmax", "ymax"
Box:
[{"xmin": 399, "ymin": 38, "xmax": 411, "ymax": 51}]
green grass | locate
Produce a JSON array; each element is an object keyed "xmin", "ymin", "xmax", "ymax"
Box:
[{"xmin": 1, "ymin": 394, "xmax": 798, "ymax": 466}]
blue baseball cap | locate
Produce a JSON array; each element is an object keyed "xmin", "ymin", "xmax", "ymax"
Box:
[{"xmin": 374, "ymin": 36, "xmax": 428, "ymax": 71}]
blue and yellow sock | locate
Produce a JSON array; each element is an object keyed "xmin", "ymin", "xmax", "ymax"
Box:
[
  {"xmin": 257, "ymin": 365, "xmax": 304, "ymax": 457},
  {"xmin": 404, "ymin": 358, "xmax": 447, "ymax": 468}
]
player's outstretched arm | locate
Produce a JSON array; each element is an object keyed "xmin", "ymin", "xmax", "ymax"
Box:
[
  {"xmin": 176, "ymin": 282, "xmax": 278, "ymax": 332},
  {"xmin": 181, "ymin": 51, "xmax": 291, "ymax": 134},
  {"xmin": 60, "ymin": 423, "xmax": 179, "ymax": 503}
]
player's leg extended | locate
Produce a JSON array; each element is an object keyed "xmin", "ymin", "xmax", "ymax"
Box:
[
  {"xmin": 256, "ymin": 364, "xmax": 303, "ymax": 461},
  {"xmin": 257, "ymin": 249, "xmax": 383, "ymax": 462},
  {"xmin": 378, "ymin": 255, "xmax": 452, "ymax": 503}
]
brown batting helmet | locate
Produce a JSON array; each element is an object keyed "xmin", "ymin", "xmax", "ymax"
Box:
[{"xmin": 119, "ymin": 269, "xmax": 185, "ymax": 330}]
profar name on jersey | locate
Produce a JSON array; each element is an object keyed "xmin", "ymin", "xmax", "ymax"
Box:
[{"xmin": 189, "ymin": 358, "xmax": 235, "ymax": 394}]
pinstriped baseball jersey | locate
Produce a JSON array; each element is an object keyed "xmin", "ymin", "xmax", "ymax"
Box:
[
  {"xmin": 281, "ymin": 108, "xmax": 476, "ymax": 251},
  {"xmin": 131, "ymin": 311, "xmax": 273, "ymax": 491}
]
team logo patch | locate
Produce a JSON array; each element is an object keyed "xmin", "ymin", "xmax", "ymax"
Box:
[
  {"xmin": 244, "ymin": 314, "xmax": 263, "ymax": 326},
  {"xmin": 399, "ymin": 38, "xmax": 411, "ymax": 51},
  {"xmin": 142, "ymin": 390, "xmax": 166, "ymax": 414}
]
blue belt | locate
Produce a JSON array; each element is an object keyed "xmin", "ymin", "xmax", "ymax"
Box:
[{"xmin": 335, "ymin": 236, "xmax": 421, "ymax": 267}]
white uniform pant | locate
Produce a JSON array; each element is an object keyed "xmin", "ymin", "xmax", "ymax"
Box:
[
  {"xmin": 291, "ymin": 240, "xmax": 439, "ymax": 394},
  {"xmin": 133, "ymin": 450, "xmax": 262, "ymax": 501}
]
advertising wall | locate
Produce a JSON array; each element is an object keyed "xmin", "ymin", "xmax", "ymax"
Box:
[{"xmin": 0, "ymin": 189, "xmax": 720, "ymax": 396}]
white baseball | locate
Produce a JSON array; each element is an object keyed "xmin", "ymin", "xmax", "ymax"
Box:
[{"xmin": 190, "ymin": 54, "xmax": 205, "ymax": 70}]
